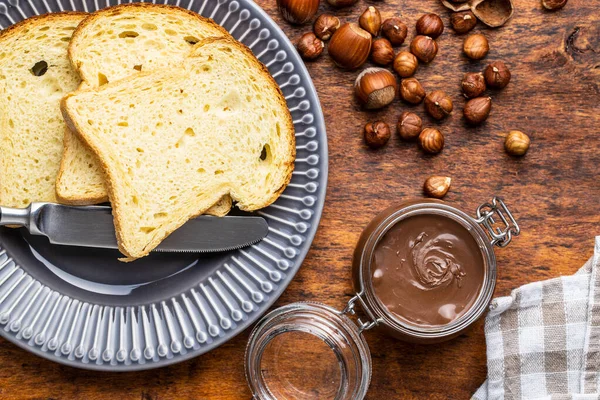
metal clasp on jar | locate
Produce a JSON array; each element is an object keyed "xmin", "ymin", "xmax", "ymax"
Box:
[
  {"xmin": 475, "ymin": 197, "xmax": 520, "ymax": 247},
  {"xmin": 342, "ymin": 292, "xmax": 382, "ymax": 333}
]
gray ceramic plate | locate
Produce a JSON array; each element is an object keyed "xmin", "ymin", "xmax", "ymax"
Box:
[{"xmin": 0, "ymin": 0, "xmax": 327, "ymax": 370}]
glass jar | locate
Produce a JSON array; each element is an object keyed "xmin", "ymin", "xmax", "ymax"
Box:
[{"xmin": 245, "ymin": 197, "xmax": 519, "ymax": 399}]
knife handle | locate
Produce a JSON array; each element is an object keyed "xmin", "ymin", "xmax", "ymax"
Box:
[{"xmin": 0, "ymin": 205, "xmax": 30, "ymax": 227}]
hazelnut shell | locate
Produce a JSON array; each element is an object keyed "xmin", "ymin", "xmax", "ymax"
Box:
[
  {"xmin": 328, "ymin": 23, "xmax": 372, "ymax": 70},
  {"xmin": 441, "ymin": 0, "xmax": 514, "ymax": 28},
  {"xmin": 471, "ymin": 0, "xmax": 514, "ymax": 28},
  {"xmin": 277, "ymin": 0, "xmax": 319, "ymax": 25},
  {"xmin": 355, "ymin": 68, "xmax": 397, "ymax": 109}
]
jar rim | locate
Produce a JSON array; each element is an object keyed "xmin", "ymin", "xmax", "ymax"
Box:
[
  {"xmin": 354, "ymin": 201, "xmax": 497, "ymax": 339},
  {"xmin": 245, "ymin": 302, "xmax": 372, "ymax": 400}
]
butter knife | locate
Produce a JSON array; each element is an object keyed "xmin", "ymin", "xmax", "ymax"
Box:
[{"xmin": 0, "ymin": 203, "xmax": 268, "ymax": 253}]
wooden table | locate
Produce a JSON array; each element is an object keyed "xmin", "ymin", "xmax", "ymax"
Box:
[{"xmin": 1, "ymin": 0, "xmax": 598, "ymax": 398}]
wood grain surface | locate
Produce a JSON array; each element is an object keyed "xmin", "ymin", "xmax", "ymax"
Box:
[{"xmin": 0, "ymin": 0, "xmax": 599, "ymax": 398}]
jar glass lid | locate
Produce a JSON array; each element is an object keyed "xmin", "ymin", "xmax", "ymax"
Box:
[{"xmin": 245, "ymin": 302, "xmax": 371, "ymax": 400}]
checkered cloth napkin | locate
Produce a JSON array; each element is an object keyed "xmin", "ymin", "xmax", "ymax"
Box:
[{"xmin": 473, "ymin": 237, "xmax": 600, "ymax": 400}]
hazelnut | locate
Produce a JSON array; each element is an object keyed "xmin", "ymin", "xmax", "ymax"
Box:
[
  {"xmin": 370, "ymin": 38, "xmax": 394, "ymax": 66},
  {"xmin": 451, "ymin": 11, "xmax": 477, "ymax": 33},
  {"xmin": 410, "ymin": 35, "xmax": 438, "ymax": 63},
  {"xmin": 416, "ymin": 13, "xmax": 444, "ymax": 39},
  {"xmin": 359, "ymin": 6, "xmax": 382, "ymax": 36},
  {"xmin": 355, "ymin": 68, "xmax": 397, "ymax": 109},
  {"xmin": 424, "ymin": 90, "xmax": 453, "ymax": 120},
  {"xmin": 400, "ymin": 77, "xmax": 426, "ymax": 105},
  {"xmin": 381, "ymin": 18, "xmax": 408, "ymax": 46},
  {"xmin": 397, "ymin": 111, "xmax": 422, "ymax": 140},
  {"xmin": 424, "ymin": 176, "xmax": 451, "ymax": 198},
  {"xmin": 484, "ymin": 61, "xmax": 511, "ymax": 89},
  {"xmin": 296, "ymin": 32, "xmax": 324, "ymax": 60},
  {"xmin": 419, "ymin": 128, "xmax": 444, "ymax": 154},
  {"xmin": 328, "ymin": 23, "xmax": 372, "ymax": 70},
  {"xmin": 542, "ymin": 0, "xmax": 567, "ymax": 10},
  {"xmin": 313, "ymin": 14, "xmax": 340, "ymax": 41},
  {"xmin": 364, "ymin": 121, "xmax": 391, "ymax": 149},
  {"xmin": 326, "ymin": 0, "xmax": 358, "ymax": 8},
  {"xmin": 393, "ymin": 51, "xmax": 418, "ymax": 78},
  {"xmin": 463, "ymin": 33, "xmax": 489, "ymax": 60},
  {"xmin": 461, "ymin": 72, "xmax": 486, "ymax": 98},
  {"xmin": 277, "ymin": 0, "xmax": 319, "ymax": 25},
  {"xmin": 504, "ymin": 131, "xmax": 530, "ymax": 156},
  {"xmin": 463, "ymin": 96, "xmax": 492, "ymax": 125}
]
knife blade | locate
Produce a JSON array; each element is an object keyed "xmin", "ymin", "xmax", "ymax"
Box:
[{"xmin": 0, "ymin": 203, "xmax": 268, "ymax": 252}]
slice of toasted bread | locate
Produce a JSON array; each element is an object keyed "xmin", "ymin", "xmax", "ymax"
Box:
[
  {"xmin": 0, "ymin": 12, "xmax": 86, "ymax": 208},
  {"xmin": 62, "ymin": 37, "xmax": 295, "ymax": 260},
  {"xmin": 56, "ymin": 3, "xmax": 232, "ymax": 215}
]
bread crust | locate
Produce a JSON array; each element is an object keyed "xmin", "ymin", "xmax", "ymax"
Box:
[
  {"xmin": 0, "ymin": 11, "xmax": 87, "ymax": 42},
  {"xmin": 61, "ymin": 37, "xmax": 295, "ymax": 260},
  {"xmin": 0, "ymin": 12, "xmax": 87, "ymax": 208},
  {"xmin": 57, "ymin": 3, "xmax": 232, "ymax": 206},
  {"xmin": 68, "ymin": 3, "xmax": 230, "ymax": 82}
]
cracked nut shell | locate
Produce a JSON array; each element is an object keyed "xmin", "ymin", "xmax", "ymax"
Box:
[
  {"xmin": 484, "ymin": 61, "xmax": 511, "ymax": 89},
  {"xmin": 359, "ymin": 6, "xmax": 382, "ymax": 36},
  {"xmin": 505, "ymin": 130, "xmax": 530, "ymax": 156},
  {"xmin": 381, "ymin": 17, "xmax": 408, "ymax": 46},
  {"xmin": 313, "ymin": 14, "xmax": 340, "ymax": 40},
  {"xmin": 355, "ymin": 68, "xmax": 397, "ymax": 109},
  {"xmin": 364, "ymin": 121, "xmax": 391, "ymax": 148},
  {"xmin": 424, "ymin": 176, "xmax": 452, "ymax": 198},
  {"xmin": 393, "ymin": 51, "xmax": 418, "ymax": 78},
  {"xmin": 297, "ymin": 32, "xmax": 324, "ymax": 60},
  {"xmin": 419, "ymin": 128, "xmax": 445, "ymax": 154},
  {"xmin": 416, "ymin": 13, "xmax": 444, "ymax": 39},
  {"xmin": 424, "ymin": 90, "xmax": 453, "ymax": 120},
  {"xmin": 370, "ymin": 38, "xmax": 395, "ymax": 66},
  {"xmin": 463, "ymin": 96, "xmax": 492, "ymax": 125},
  {"xmin": 397, "ymin": 111, "xmax": 423, "ymax": 140},
  {"xmin": 451, "ymin": 11, "xmax": 477, "ymax": 33},
  {"xmin": 461, "ymin": 72, "xmax": 486, "ymax": 98},
  {"xmin": 277, "ymin": 0, "xmax": 319, "ymax": 25},
  {"xmin": 400, "ymin": 77, "xmax": 426, "ymax": 105},
  {"xmin": 410, "ymin": 35, "xmax": 438, "ymax": 63},
  {"xmin": 328, "ymin": 23, "xmax": 372, "ymax": 69},
  {"xmin": 463, "ymin": 33, "xmax": 489, "ymax": 60}
]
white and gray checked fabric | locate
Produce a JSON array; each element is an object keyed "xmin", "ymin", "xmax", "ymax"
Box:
[{"xmin": 473, "ymin": 237, "xmax": 600, "ymax": 400}]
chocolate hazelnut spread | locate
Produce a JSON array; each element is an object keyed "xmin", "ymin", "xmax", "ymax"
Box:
[{"xmin": 371, "ymin": 214, "xmax": 485, "ymax": 327}]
